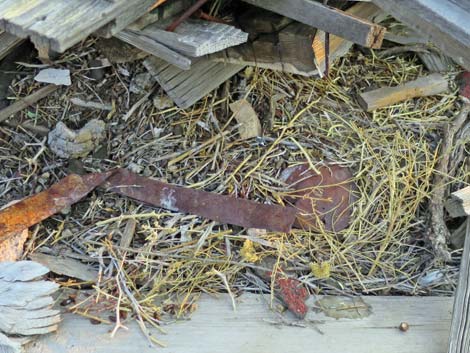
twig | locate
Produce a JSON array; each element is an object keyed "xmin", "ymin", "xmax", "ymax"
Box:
[
  {"xmin": 0, "ymin": 84, "xmax": 58, "ymax": 123},
  {"xmin": 377, "ymin": 44, "xmax": 431, "ymax": 58}
]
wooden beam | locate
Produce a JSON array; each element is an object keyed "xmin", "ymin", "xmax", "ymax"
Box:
[
  {"xmin": 372, "ymin": 0, "xmax": 470, "ymax": 70},
  {"xmin": 114, "ymin": 30, "xmax": 191, "ymax": 70},
  {"xmin": 30, "ymin": 294, "xmax": 452, "ymax": 353},
  {"xmin": 242, "ymin": 0, "xmax": 386, "ymax": 48},
  {"xmin": 357, "ymin": 73, "xmax": 449, "ymax": 111},
  {"xmin": 144, "ymin": 56, "xmax": 244, "ymax": 108},
  {"xmin": 313, "ymin": 2, "xmax": 385, "ymax": 73}
]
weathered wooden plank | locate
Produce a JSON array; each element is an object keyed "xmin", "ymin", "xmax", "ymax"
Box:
[
  {"xmin": 115, "ymin": 30, "xmax": 191, "ymax": 70},
  {"xmin": 0, "ymin": 0, "xmax": 155, "ymax": 52},
  {"xmin": 144, "ymin": 56, "xmax": 244, "ymax": 108},
  {"xmin": 357, "ymin": 73, "xmax": 450, "ymax": 111},
  {"xmin": 30, "ymin": 294, "xmax": 452, "ymax": 353},
  {"xmin": 372, "ymin": 0, "xmax": 470, "ymax": 70},
  {"xmin": 243, "ymin": 0, "xmax": 386, "ymax": 48},
  {"xmin": 0, "ymin": 31, "xmax": 22, "ymax": 60},
  {"xmin": 448, "ymin": 216, "xmax": 470, "ymax": 353},
  {"xmin": 141, "ymin": 19, "xmax": 248, "ymax": 57}
]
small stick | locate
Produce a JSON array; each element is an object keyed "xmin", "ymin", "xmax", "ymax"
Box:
[
  {"xmin": 0, "ymin": 84, "xmax": 58, "ymax": 123},
  {"xmin": 165, "ymin": 0, "xmax": 209, "ymax": 32}
]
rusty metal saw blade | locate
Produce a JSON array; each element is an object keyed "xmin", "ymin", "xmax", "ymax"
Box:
[
  {"xmin": 105, "ymin": 169, "xmax": 297, "ymax": 233},
  {"xmin": 0, "ymin": 171, "xmax": 115, "ymax": 239},
  {"xmin": 281, "ymin": 163, "xmax": 356, "ymax": 232}
]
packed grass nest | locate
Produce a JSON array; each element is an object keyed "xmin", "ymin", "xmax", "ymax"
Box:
[{"xmin": 1, "ymin": 38, "xmax": 469, "ymax": 342}]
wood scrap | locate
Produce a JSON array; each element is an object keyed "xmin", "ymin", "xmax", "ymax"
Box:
[
  {"xmin": 357, "ymin": 73, "xmax": 449, "ymax": 111},
  {"xmin": 229, "ymin": 99, "xmax": 262, "ymax": 140},
  {"xmin": 372, "ymin": 0, "xmax": 470, "ymax": 70},
  {"xmin": 70, "ymin": 97, "xmax": 112, "ymax": 111},
  {"xmin": 0, "ymin": 84, "xmax": 58, "ymax": 124},
  {"xmin": 143, "ymin": 56, "xmax": 244, "ymax": 108},
  {"xmin": 243, "ymin": 0, "xmax": 386, "ymax": 48},
  {"xmin": 29, "ymin": 253, "xmax": 98, "ymax": 282},
  {"xmin": 0, "ymin": 261, "xmax": 60, "ymax": 353},
  {"xmin": 140, "ymin": 19, "xmax": 249, "ymax": 57},
  {"xmin": 115, "ymin": 30, "xmax": 191, "ymax": 70}
]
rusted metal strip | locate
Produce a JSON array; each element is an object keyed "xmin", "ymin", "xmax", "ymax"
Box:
[
  {"xmin": 105, "ymin": 169, "xmax": 297, "ymax": 233},
  {"xmin": 0, "ymin": 171, "xmax": 114, "ymax": 239},
  {"xmin": 165, "ymin": 0, "xmax": 209, "ymax": 32}
]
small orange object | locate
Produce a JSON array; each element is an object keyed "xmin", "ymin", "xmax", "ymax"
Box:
[{"xmin": 148, "ymin": 0, "xmax": 167, "ymax": 12}]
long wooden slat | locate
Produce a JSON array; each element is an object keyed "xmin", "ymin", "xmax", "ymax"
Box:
[
  {"xmin": 144, "ymin": 56, "xmax": 244, "ymax": 108},
  {"xmin": 448, "ymin": 187, "xmax": 470, "ymax": 353},
  {"xmin": 243, "ymin": 0, "xmax": 386, "ymax": 48},
  {"xmin": 141, "ymin": 19, "xmax": 248, "ymax": 57},
  {"xmin": 115, "ymin": 30, "xmax": 191, "ymax": 70},
  {"xmin": 372, "ymin": 0, "xmax": 470, "ymax": 70},
  {"xmin": 30, "ymin": 294, "xmax": 452, "ymax": 353}
]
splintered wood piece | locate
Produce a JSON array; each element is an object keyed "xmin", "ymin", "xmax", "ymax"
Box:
[
  {"xmin": 446, "ymin": 186, "xmax": 470, "ymax": 218},
  {"xmin": 357, "ymin": 73, "xmax": 449, "ymax": 111},
  {"xmin": 243, "ymin": 0, "xmax": 386, "ymax": 48},
  {"xmin": 229, "ymin": 99, "xmax": 262, "ymax": 139},
  {"xmin": 143, "ymin": 56, "xmax": 244, "ymax": 108},
  {"xmin": 29, "ymin": 253, "xmax": 98, "ymax": 282},
  {"xmin": 0, "ymin": 261, "xmax": 60, "ymax": 336},
  {"xmin": 0, "ymin": 229, "xmax": 28, "ymax": 262},
  {"xmin": 141, "ymin": 19, "xmax": 249, "ymax": 57},
  {"xmin": 115, "ymin": 30, "xmax": 191, "ymax": 70}
]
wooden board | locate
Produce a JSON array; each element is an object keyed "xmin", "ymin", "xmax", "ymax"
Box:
[
  {"xmin": 29, "ymin": 294, "xmax": 452, "ymax": 353},
  {"xmin": 144, "ymin": 56, "xmax": 244, "ymax": 108},
  {"xmin": 242, "ymin": 0, "xmax": 386, "ymax": 48},
  {"xmin": 99, "ymin": 0, "xmax": 193, "ymax": 37},
  {"xmin": 372, "ymin": 0, "xmax": 470, "ymax": 70},
  {"xmin": 141, "ymin": 19, "xmax": 249, "ymax": 57},
  {"xmin": 115, "ymin": 30, "xmax": 191, "ymax": 70},
  {"xmin": 357, "ymin": 73, "xmax": 449, "ymax": 111},
  {"xmin": 0, "ymin": 0, "xmax": 148, "ymax": 52},
  {"xmin": 448, "ymin": 218, "xmax": 470, "ymax": 353}
]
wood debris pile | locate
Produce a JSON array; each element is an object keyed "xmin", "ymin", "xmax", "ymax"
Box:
[{"xmin": 0, "ymin": 0, "xmax": 469, "ymax": 349}]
